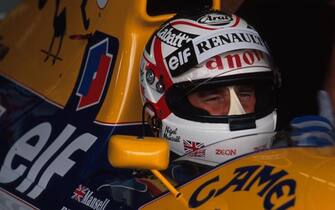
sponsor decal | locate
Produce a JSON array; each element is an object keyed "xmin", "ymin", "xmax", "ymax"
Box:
[
  {"xmin": 0, "ymin": 122, "xmax": 97, "ymax": 199},
  {"xmin": 183, "ymin": 140, "xmax": 205, "ymax": 157},
  {"xmin": 205, "ymin": 50, "xmax": 267, "ymax": 71},
  {"xmin": 195, "ymin": 31, "xmax": 265, "ymax": 54},
  {"xmin": 81, "ymin": 0, "xmax": 90, "ymax": 30},
  {"xmin": 0, "ymin": 187, "xmax": 39, "ymax": 210},
  {"xmin": 163, "ymin": 126, "xmax": 180, "ymax": 142},
  {"xmin": 39, "ymin": 0, "xmax": 67, "ymax": 64},
  {"xmin": 215, "ymin": 148, "xmax": 237, "ymax": 156},
  {"xmin": 165, "ymin": 42, "xmax": 197, "ymax": 76},
  {"xmin": 76, "ymin": 36, "xmax": 118, "ymax": 111},
  {"xmin": 156, "ymin": 24, "xmax": 196, "ymax": 48},
  {"xmin": 72, "ymin": 184, "xmax": 110, "ymax": 210},
  {"xmin": 39, "ymin": 0, "xmax": 91, "ymax": 63},
  {"xmin": 189, "ymin": 165, "xmax": 296, "ymax": 209},
  {"xmin": 165, "ymin": 28, "xmax": 269, "ymax": 77},
  {"xmin": 197, "ymin": 14, "xmax": 233, "ymax": 26}
]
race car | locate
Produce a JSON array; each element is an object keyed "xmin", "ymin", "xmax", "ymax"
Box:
[{"xmin": 1, "ymin": 0, "xmax": 335, "ymax": 210}]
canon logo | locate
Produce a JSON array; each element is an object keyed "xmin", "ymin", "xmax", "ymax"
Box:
[{"xmin": 198, "ymin": 14, "xmax": 233, "ymax": 26}]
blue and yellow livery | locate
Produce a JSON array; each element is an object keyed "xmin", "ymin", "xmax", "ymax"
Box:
[{"xmin": 1, "ymin": 1, "xmax": 335, "ymax": 210}]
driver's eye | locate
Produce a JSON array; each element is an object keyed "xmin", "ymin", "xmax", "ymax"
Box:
[
  {"xmin": 238, "ymin": 91, "xmax": 253, "ymax": 97},
  {"xmin": 203, "ymin": 95, "xmax": 224, "ymax": 103},
  {"xmin": 235, "ymin": 85, "xmax": 254, "ymax": 94},
  {"xmin": 197, "ymin": 88, "xmax": 228, "ymax": 103}
]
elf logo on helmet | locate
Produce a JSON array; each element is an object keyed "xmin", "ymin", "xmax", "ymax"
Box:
[
  {"xmin": 198, "ymin": 14, "xmax": 233, "ymax": 26},
  {"xmin": 168, "ymin": 47, "xmax": 192, "ymax": 70},
  {"xmin": 165, "ymin": 42, "xmax": 197, "ymax": 76}
]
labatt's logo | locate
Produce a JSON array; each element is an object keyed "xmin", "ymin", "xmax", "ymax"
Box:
[
  {"xmin": 189, "ymin": 165, "xmax": 296, "ymax": 209},
  {"xmin": 156, "ymin": 24, "xmax": 194, "ymax": 48},
  {"xmin": 198, "ymin": 14, "xmax": 233, "ymax": 26},
  {"xmin": 72, "ymin": 184, "xmax": 110, "ymax": 210}
]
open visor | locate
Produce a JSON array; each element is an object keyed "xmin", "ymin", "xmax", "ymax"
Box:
[{"xmin": 166, "ymin": 72, "xmax": 276, "ymax": 125}]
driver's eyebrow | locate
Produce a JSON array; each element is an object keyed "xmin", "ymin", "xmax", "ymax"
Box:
[{"xmin": 196, "ymin": 87, "xmax": 228, "ymax": 96}]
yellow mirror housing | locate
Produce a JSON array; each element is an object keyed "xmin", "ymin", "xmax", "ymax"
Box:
[{"xmin": 108, "ymin": 135, "xmax": 170, "ymax": 170}]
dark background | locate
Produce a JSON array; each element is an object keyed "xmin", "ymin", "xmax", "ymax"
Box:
[
  {"xmin": 147, "ymin": 0, "xmax": 335, "ymax": 129},
  {"xmin": 236, "ymin": 0, "xmax": 335, "ymax": 129}
]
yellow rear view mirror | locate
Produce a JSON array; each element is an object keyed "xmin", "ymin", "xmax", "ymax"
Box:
[{"xmin": 108, "ymin": 135, "xmax": 170, "ymax": 170}]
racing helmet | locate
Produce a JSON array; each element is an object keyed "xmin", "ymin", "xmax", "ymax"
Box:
[{"xmin": 139, "ymin": 10, "xmax": 280, "ymax": 164}]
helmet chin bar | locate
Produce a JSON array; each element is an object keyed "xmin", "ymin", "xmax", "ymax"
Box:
[
  {"xmin": 228, "ymin": 86, "xmax": 246, "ymax": 115},
  {"xmin": 228, "ymin": 115, "xmax": 256, "ymax": 131}
]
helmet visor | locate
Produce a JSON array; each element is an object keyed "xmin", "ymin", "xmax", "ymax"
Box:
[
  {"xmin": 166, "ymin": 72, "xmax": 276, "ymax": 123},
  {"xmin": 187, "ymin": 84, "xmax": 256, "ymax": 116}
]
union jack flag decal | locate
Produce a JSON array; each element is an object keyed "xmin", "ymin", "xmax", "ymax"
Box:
[
  {"xmin": 183, "ymin": 140, "xmax": 205, "ymax": 157},
  {"xmin": 71, "ymin": 184, "xmax": 88, "ymax": 202}
]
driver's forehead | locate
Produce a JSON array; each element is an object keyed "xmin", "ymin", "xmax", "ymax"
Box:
[{"xmin": 194, "ymin": 86, "xmax": 228, "ymax": 96}]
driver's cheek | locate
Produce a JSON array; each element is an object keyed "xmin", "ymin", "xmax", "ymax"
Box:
[{"xmin": 241, "ymin": 97, "xmax": 256, "ymax": 113}]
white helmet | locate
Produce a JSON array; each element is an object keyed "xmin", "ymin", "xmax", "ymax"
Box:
[{"xmin": 139, "ymin": 10, "xmax": 280, "ymax": 164}]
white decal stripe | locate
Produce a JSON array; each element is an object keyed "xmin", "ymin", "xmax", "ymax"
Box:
[{"xmin": 0, "ymin": 187, "xmax": 39, "ymax": 210}]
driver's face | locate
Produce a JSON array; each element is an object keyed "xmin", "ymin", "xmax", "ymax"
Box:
[{"xmin": 187, "ymin": 85, "xmax": 256, "ymax": 116}]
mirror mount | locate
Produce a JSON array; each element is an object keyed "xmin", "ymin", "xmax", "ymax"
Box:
[{"xmin": 108, "ymin": 135, "xmax": 184, "ymax": 200}]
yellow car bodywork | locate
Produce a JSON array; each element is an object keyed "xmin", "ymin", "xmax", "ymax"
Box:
[
  {"xmin": 0, "ymin": 0, "xmax": 220, "ymax": 125},
  {"xmin": 140, "ymin": 146, "xmax": 335, "ymax": 210},
  {"xmin": 1, "ymin": 1, "xmax": 335, "ymax": 210}
]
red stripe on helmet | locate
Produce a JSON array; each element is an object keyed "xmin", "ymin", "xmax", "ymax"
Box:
[
  {"xmin": 143, "ymin": 38, "xmax": 173, "ymax": 88},
  {"xmin": 231, "ymin": 16, "xmax": 240, "ymax": 27},
  {"xmin": 153, "ymin": 38, "xmax": 173, "ymax": 88},
  {"xmin": 170, "ymin": 20, "xmax": 216, "ymax": 30},
  {"xmin": 146, "ymin": 97, "xmax": 171, "ymax": 120}
]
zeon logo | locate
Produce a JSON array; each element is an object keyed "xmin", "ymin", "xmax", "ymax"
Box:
[{"xmin": 197, "ymin": 14, "xmax": 233, "ymax": 26}]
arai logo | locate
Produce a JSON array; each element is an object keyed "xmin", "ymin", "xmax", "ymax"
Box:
[{"xmin": 198, "ymin": 14, "xmax": 233, "ymax": 26}]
